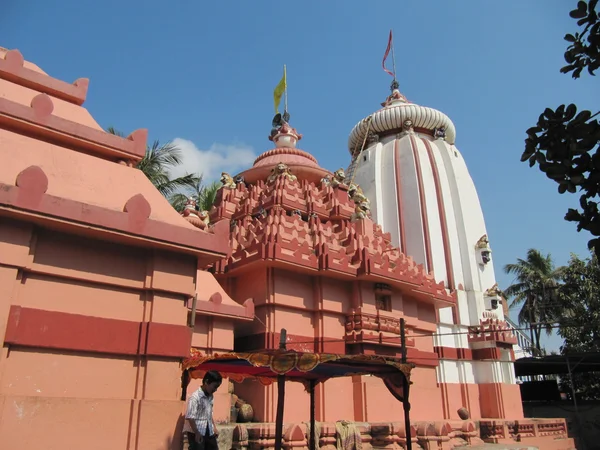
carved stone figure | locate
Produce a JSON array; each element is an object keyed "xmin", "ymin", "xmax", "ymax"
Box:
[
  {"xmin": 484, "ymin": 283, "xmax": 502, "ymax": 298},
  {"xmin": 267, "ymin": 162, "xmax": 297, "ymax": 183},
  {"xmin": 434, "ymin": 127, "xmax": 447, "ymax": 140},
  {"xmin": 348, "ymin": 183, "xmax": 368, "ymax": 205},
  {"xmin": 331, "ymin": 168, "xmax": 346, "ymax": 188},
  {"xmin": 181, "ymin": 197, "xmax": 199, "ymax": 218},
  {"xmin": 366, "ymin": 132, "xmax": 380, "ymax": 146},
  {"xmin": 402, "ymin": 119, "xmax": 414, "ymax": 133},
  {"xmin": 234, "ymin": 175, "xmax": 245, "ymax": 186},
  {"xmin": 351, "ymin": 200, "xmax": 371, "ymax": 222},
  {"xmin": 348, "ymin": 183, "xmax": 371, "ymax": 222},
  {"xmin": 475, "ymin": 234, "xmax": 490, "ymax": 249},
  {"xmin": 475, "ymin": 234, "xmax": 492, "ymax": 265},
  {"xmin": 197, "ymin": 210, "xmax": 210, "ymax": 229},
  {"xmin": 220, "ymin": 172, "xmax": 237, "ymax": 189},
  {"xmin": 484, "ymin": 283, "xmax": 503, "ymax": 310}
]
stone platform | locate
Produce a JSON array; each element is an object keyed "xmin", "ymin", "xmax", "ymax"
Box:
[{"xmin": 191, "ymin": 418, "xmax": 576, "ymax": 450}]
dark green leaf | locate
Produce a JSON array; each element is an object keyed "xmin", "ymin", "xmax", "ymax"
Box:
[
  {"xmin": 574, "ymin": 110, "xmax": 593, "ymax": 124},
  {"xmin": 559, "ymin": 182, "xmax": 568, "ymax": 194},
  {"xmin": 571, "ymin": 174, "xmax": 585, "ymax": 184},
  {"xmin": 521, "ymin": 149, "xmax": 535, "ymax": 162},
  {"xmin": 565, "ymin": 33, "xmax": 577, "ymax": 42},
  {"xmin": 565, "ymin": 208, "xmax": 581, "ymax": 221},
  {"xmin": 566, "ymin": 104, "xmax": 578, "ymax": 120},
  {"xmin": 570, "ymin": 8, "xmax": 587, "ymax": 18},
  {"xmin": 529, "ymin": 155, "xmax": 537, "ymax": 167}
]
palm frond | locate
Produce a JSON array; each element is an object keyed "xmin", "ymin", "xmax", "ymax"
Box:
[{"xmin": 198, "ymin": 182, "xmax": 221, "ymax": 211}]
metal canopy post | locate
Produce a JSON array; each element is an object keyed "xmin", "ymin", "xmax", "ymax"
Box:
[
  {"xmin": 400, "ymin": 318, "xmax": 412, "ymax": 450},
  {"xmin": 309, "ymin": 379, "xmax": 317, "ymax": 450},
  {"xmin": 275, "ymin": 329, "xmax": 287, "ymax": 450}
]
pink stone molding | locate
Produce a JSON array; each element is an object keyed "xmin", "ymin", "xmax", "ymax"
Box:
[
  {"xmin": 187, "ymin": 271, "xmax": 254, "ymax": 321},
  {"xmin": 253, "ymin": 147, "xmax": 319, "ymax": 167},
  {"xmin": 0, "ymin": 95, "xmax": 148, "ymax": 162},
  {"xmin": 468, "ymin": 317, "xmax": 518, "ymax": 346},
  {"xmin": 0, "ymin": 167, "xmax": 230, "ymax": 260},
  {"xmin": 4, "ymin": 305, "xmax": 192, "ymax": 358},
  {"xmin": 0, "ymin": 49, "xmax": 89, "ymax": 105}
]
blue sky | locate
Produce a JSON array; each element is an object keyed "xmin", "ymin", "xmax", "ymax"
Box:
[{"xmin": 3, "ymin": 1, "xmax": 599, "ymax": 351}]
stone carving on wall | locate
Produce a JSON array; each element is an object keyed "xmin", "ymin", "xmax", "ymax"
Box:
[
  {"xmin": 181, "ymin": 197, "xmax": 210, "ymax": 230},
  {"xmin": 402, "ymin": 119, "xmax": 414, "ymax": 134},
  {"xmin": 234, "ymin": 175, "xmax": 245, "ymax": 187},
  {"xmin": 331, "ymin": 168, "xmax": 346, "ymax": 188},
  {"xmin": 475, "ymin": 234, "xmax": 492, "ymax": 266},
  {"xmin": 197, "ymin": 210, "xmax": 210, "ymax": 229},
  {"xmin": 434, "ymin": 127, "xmax": 447, "ymax": 140},
  {"xmin": 267, "ymin": 162, "xmax": 297, "ymax": 183},
  {"xmin": 483, "ymin": 283, "xmax": 503, "ymax": 310},
  {"xmin": 366, "ymin": 132, "xmax": 380, "ymax": 146},
  {"xmin": 220, "ymin": 172, "xmax": 237, "ymax": 190},
  {"xmin": 181, "ymin": 197, "xmax": 199, "ymax": 217},
  {"xmin": 348, "ymin": 183, "xmax": 371, "ymax": 222}
]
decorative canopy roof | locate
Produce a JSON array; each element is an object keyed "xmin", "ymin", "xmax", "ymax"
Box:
[
  {"xmin": 182, "ymin": 349, "xmax": 413, "ymax": 400},
  {"xmin": 347, "ymin": 89, "xmax": 457, "ymax": 153}
]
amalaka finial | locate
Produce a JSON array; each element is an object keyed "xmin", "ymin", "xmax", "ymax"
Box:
[{"xmin": 269, "ymin": 111, "xmax": 302, "ymax": 148}]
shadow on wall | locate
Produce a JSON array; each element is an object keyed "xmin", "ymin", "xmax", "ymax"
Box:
[
  {"xmin": 523, "ymin": 400, "xmax": 600, "ymax": 450},
  {"xmin": 165, "ymin": 414, "xmax": 185, "ymax": 450}
]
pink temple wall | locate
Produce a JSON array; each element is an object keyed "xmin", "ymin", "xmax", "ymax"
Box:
[
  {"xmin": 0, "ymin": 220, "xmax": 211, "ymax": 449},
  {"xmin": 220, "ymin": 267, "xmax": 449, "ymax": 423}
]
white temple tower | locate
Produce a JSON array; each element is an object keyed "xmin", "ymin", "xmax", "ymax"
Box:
[{"xmin": 346, "ymin": 88, "xmax": 523, "ymax": 419}]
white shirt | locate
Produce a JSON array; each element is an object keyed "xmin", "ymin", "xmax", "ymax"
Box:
[{"xmin": 183, "ymin": 388, "xmax": 215, "ymax": 436}]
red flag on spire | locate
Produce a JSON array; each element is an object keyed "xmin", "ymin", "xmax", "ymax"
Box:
[{"xmin": 382, "ymin": 30, "xmax": 395, "ymax": 77}]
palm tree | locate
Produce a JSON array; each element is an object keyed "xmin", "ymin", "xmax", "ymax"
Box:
[
  {"xmin": 107, "ymin": 127, "xmax": 202, "ymax": 206},
  {"xmin": 170, "ymin": 179, "xmax": 221, "ymax": 213},
  {"xmin": 503, "ymin": 249, "xmax": 564, "ymax": 357}
]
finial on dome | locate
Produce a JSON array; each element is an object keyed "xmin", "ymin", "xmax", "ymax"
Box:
[
  {"xmin": 269, "ymin": 111, "xmax": 303, "ymax": 148},
  {"xmin": 381, "ymin": 89, "xmax": 408, "ymax": 107}
]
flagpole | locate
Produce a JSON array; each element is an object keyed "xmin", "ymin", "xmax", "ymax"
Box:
[
  {"xmin": 283, "ymin": 64, "xmax": 288, "ymax": 113},
  {"xmin": 391, "ymin": 31, "xmax": 398, "ymax": 90},
  {"xmin": 391, "ymin": 32, "xmax": 397, "ymax": 83}
]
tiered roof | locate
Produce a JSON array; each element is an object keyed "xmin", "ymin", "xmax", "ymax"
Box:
[{"xmin": 207, "ymin": 119, "xmax": 456, "ymax": 306}]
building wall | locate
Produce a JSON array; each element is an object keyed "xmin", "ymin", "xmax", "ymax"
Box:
[
  {"xmin": 222, "ymin": 267, "xmax": 449, "ymax": 423},
  {"xmin": 0, "ymin": 219, "xmax": 200, "ymax": 449}
]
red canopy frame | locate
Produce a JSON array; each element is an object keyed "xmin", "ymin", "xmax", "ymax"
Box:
[{"xmin": 182, "ymin": 325, "xmax": 415, "ymax": 450}]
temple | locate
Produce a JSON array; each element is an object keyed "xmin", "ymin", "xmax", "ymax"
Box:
[{"xmin": 0, "ymin": 46, "xmax": 575, "ymax": 449}]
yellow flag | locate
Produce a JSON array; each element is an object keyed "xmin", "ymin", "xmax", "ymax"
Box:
[{"xmin": 273, "ymin": 65, "xmax": 287, "ymax": 113}]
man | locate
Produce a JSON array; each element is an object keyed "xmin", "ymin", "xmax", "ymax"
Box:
[{"xmin": 184, "ymin": 371, "xmax": 222, "ymax": 450}]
